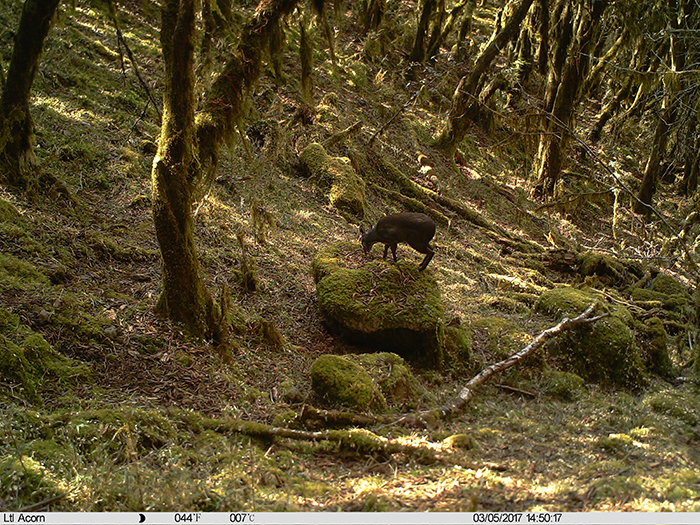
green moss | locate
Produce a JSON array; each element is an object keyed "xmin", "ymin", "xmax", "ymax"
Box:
[
  {"xmin": 314, "ymin": 253, "xmax": 445, "ymax": 367},
  {"xmin": 300, "ymin": 143, "xmax": 366, "ymax": 218},
  {"xmin": 443, "ymin": 325, "xmax": 472, "ymax": 370},
  {"xmin": 354, "ymin": 352, "xmax": 428, "ymax": 408},
  {"xmin": 651, "ymin": 273, "xmax": 688, "ymax": 296},
  {"xmin": 535, "ymin": 286, "xmax": 601, "ymax": 318},
  {"xmin": 631, "ymin": 288, "xmax": 689, "ymax": 312},
  {"xmin": 0, "ymin": 197, "xmax": 21, "ymax": 222},
  {"xmin": 578, "ymin": 251, "xmax": 624, "ymax": 283},
  {"xmin": 0, "ymin": 254, "xmax": 49, "ymax": 291},
  {"xmin": 311, "ymin": 241, "xmax": 358, "ymax": 283},
  {"xmin": 0, "ymin": 455, "xmax": 63, "ymax": 503},
  {"xmin": 469, "ymin": 316, "xmax": 533, "ymax": 361},
  {"xmin": 535, "ymin": 287, "xmax": 646, "ymax": 388},
  {"xmin": 0, "ymin": 309, "xmax": 92, "ymax": 401},
  {"xmin": 541, "ymin": 369, "xmax": 586, "ymax": 401},
  {"xmin": 639, "ymin": 317, "xmax": 673, "ymax": 377},
  {"xmin": 645, "ymin": 389, "xmax": 700, "ymax": 426},
  {"xmin": 310, "ymin": 355, "xmax": 387, "ymax": 412}
]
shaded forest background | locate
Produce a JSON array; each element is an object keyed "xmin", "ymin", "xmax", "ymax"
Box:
[{"xmin": 2, "ymin": 0, "xmax": 700, "ymax": 512}]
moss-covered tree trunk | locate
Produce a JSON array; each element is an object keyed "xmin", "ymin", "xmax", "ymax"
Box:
[
  {"xmin": 152, "ymin": 0, "xmax": 219, "ymax": 339},
  {"xmin": 0, "ymin": 0, "xmax": 60, "ymax": 188},
  {"xmin": 152, "ymin": 0, "xmax": 303, "ymax": 338},
  {"xmin": 433, "ymin": 0, "xmax": 534, "ymax": 155},
  {"xmin": 531, "ymin": 0, "xmax": 608, "ymax": 199},
  {"xmin": 194, "ymin": 0, "xmax": 301, "ymax": 198}
]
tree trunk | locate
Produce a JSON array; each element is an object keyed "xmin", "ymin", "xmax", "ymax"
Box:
[
  {"xmin": 0, "ymin": 0, "xmax": 60, "ymax": 188},
  {"xmin": 152, "ymin": 0, "xmax": 303, "ymax": 338},
  {"xmin": 531, "ymin": 0, "xmax": 608, "ymax": 199},
  {"xmin": 433, "ymin": 0, "xmax": 535, "ymax": 155},
  {"xmin": 633, "ymin": 100, "xmax": 678, "ymax": 215},
  {"xmin": 410, "ymin": 0, "xmax": 436, "ymax": 63},
  {"xmin": 152, "ymin": 0, "xmax": 219, "ymax": 339}
]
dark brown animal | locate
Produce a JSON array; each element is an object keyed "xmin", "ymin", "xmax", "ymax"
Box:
[{"xmin": 360, "ymin": 212, "xmax": 436, "ymax": 271}]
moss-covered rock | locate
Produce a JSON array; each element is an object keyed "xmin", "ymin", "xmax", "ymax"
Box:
[
  {"xmin": 353, "ymin": 352, "xmax": 428, "ymax": 408},
  {"xmin": 469, "ymin": 316, "xmax": 534, "ymax": 362},
  {"xmin": 638, "ymin": 317, "xmax": 674, "ymax": 378},
  {"xmin": 0, "ymin": 309, "xmax": 92, "ymax": 401},
  {"xmin": 536, "ymin": 287, "xmax": 647, "ymax": 388},
  {"xmin": 541, "ymin": 369, "xmax": 587, "ymax": 401},
  {"xmin": 313, "ymin": 243, "xmax": 445, "ymax": 367},
  {"xmin": 300, "ymin": 142, "xmax": 366, "ymax": 218},
  {"xmin": 310, "ymin": 355, "xmax": 387, "ymax": 412},
  {"xmin": 651, "ymin": 273, "xmax": 688, "ymax": 296},
  {"xmin": 443, "ymin": 324, "xmax": 473, "ymax": 370},
  {"xmin": 578, "ymin": 251, "xmax": 624, "ymax": 284}
]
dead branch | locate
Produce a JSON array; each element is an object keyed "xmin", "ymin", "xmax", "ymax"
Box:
[
  {"xmin": 399, "ymin": 303, "xmax": 606, "ymax": 425},
  {"xmin": 105, "ymin": 0, "xmax": 162, "ymax": 121},
  {"xmin": 439, "ymin": 302, "xmax": 605, "ymax": 417},
  {"xmin": 322, "ymin": 121, "xmax": 363, "ymax": 149}
]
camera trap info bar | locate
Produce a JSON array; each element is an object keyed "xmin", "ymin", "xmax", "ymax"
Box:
[{"xmin": 2, "ymin": 513, "xmax": 700, "ymax": 525}]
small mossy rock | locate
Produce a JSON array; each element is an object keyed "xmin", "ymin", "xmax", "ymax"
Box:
[
  {"xmin": 537, "ymin": 287, "xmax": 646, "ymax": 388},
  {"xmin": 443, "ymin": 325, "xmax": 473, "ymax": 370},
  {"xmin": 541, "ymin": 369, "xmax": 587, "ymax": 401},
  {"xmin": 535, "ymin": 286, "xmax": 602, "ymax": 319},
  {"xmin": 310, "ymin": 355, "xmax": 387, "ymax": 412},
  {"xmin": 578, "ymin": 251, "xmax": 624, "ymax": 284},
  {"xmin": 630, "ymin": 287, "xmax": 689, "ymax": 313},
  {"xmin": 353, "ymin": 352, "xmax": 428, "ymax": 408},
  {"xmin": 469, "ymin": 317, "xmax": 534, "ymax": 363},
  {"xmin": 651, "ymin": 273, "xmax": 688, "ymax": 296},
  {"xmin": 638, "ymin": 317, "xmax": 674, "ymax": 378},
  {"xmin": 300, "ymin": 143, "xmax": 366, "ymax": 218},
  {"xmin": 314, "ymin": 247, "xmax": 445, "ymax": 367}
]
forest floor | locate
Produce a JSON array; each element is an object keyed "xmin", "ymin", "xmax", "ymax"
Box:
[{"xmin": 1, "ymin": 0, "xmax": 700, "ymax": 513}]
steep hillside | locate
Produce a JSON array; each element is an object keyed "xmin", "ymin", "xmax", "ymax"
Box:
[{"xmin": 1, "ymin": 0, "xmax": 700, "ymax": 512}]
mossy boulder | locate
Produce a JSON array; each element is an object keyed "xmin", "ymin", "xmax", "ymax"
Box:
[
  {"xmin": 578, "ymin": 251, "xmax": 624, "ymax": 284},
  {"xmin": 353, "ymin": 352, "xmax": 429, "ymax": 408},
  {"xmin": 541, "ymin": 369, "xmax": 587, "ymax": 401},
  {"xmin": 638, "ymin": 317, "xmax": 673, "ymax": 378},
  {"xmin": 300, "ymin": 142, "xmax": 366, "ymax": 218},
  {"xmin": 651, "ymin": 273, "xmax": 688, "ymax": 296},
  {"xmin": 0, "ymin": 309, "xmax": 92, "ymax": 401},
  {"xmin": 313, "ymin": 243, "xmax": 445, "ymax": 368},
  {"xmin": 536, "ymin": 287, "xmax": 647, "ymax": 388},
  {"xmin": 443, "ymin": 324, "xmax": 473, "ymax": 371},
  {"xmin": 310, "ymin": 355, "xmax": 387, "ymax": 412},
  {"xmin": 469, "ymin": 316, "xmax": 534, "ymax": 362}
]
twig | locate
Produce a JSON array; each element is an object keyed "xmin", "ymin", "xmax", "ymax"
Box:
[{"xmin": 106, "ymin": 0, "xmax": 162, "ymax": 121}]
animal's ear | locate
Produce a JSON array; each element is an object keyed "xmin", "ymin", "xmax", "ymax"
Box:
[{"xmin": 359, "ymin": 225, "xmax": 366, "ymax": 235}]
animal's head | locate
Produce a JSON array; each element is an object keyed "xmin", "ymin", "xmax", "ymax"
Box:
[{"xmin": 359, "ymin": 224, "xmax": 373, "ymax": 255}]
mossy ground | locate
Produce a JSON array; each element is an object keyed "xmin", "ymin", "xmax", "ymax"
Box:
[{"xmin": 0, "ymin": 0, "xmax": 699, "ymax": 513}]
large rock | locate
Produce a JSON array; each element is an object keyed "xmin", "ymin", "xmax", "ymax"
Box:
[
  {"xmin": 535, "ymin": 286, "xmax": 647, "ymax": 388},
  {"xmin": 313, "ymin": 242, "xmax": 445, "ymax": 368},
  {"xmin": 300, "ymin": 143, "xmax": 366, "ymax": 218}
]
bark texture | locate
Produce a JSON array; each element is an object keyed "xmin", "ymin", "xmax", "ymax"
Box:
[{"xmin": 0, "ymin": 0, "xmax": 60, "ymax": 187}]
